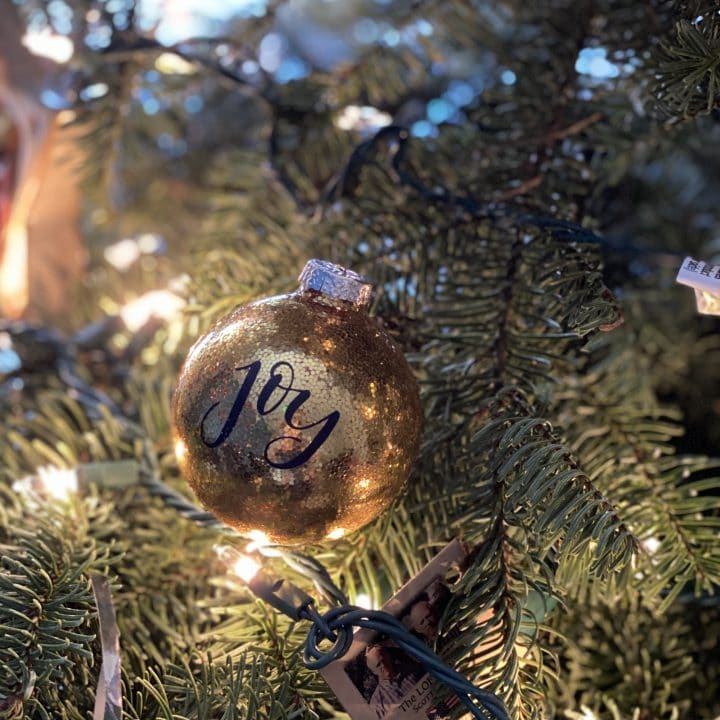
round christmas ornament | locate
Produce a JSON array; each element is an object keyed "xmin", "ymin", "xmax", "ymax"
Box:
[{"xmin": 172, "ymin": 259, "xmax": 423, "ymax": 544}]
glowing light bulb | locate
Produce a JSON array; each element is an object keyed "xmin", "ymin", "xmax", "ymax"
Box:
[
  {"xmin": 355, "ymin": 593, "xmax": 373, "ymax": 609},
  {"xmin": 120, "ymin": 290, "xmax": 185, "ymax": 331},
  {"xmin": 0, "ymin": 221, "xmax": 29, "ymax": 319},
  {"xmin": 232, "ymin": 555, "xmax": 262, "ymax": 583},
  {"xmin": 13, "ymin": 466, "xmax": 79, "ymax": 502},
  {"xmin": 215, "ymin": 545, "xmax": 312, "ymax": 619},
  {"xmin": 40, "ymin": 466, "xmax": 79, "ymax": 501},
  {"xmin": 215, "ymin": 545, "xmax": 262, "ymax": 583},
  {"xmin": 335, "ymin": 105, "xmax": 392, "ymax": 132},
  {"xmin": 642, "ymin": 536, "xmax": 661, "ymax": 555}
]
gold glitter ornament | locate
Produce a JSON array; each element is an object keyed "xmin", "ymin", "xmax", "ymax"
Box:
[{"xmin": 171, "ymin": 260, "xmax": 423, "ymax": 545}]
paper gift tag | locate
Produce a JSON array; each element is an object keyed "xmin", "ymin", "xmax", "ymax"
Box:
[
  {"xmin": 321, "ymin": 540, "xmax": 468, "ymax": 720},
  {"xmin": 676, "ymin": 257, "xmax": 720, "ymax": 316}
]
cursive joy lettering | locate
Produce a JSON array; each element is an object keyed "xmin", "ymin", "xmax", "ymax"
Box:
[{"xmin": 200, "ymin": 360, "xmax": 340, "ymax": 469}]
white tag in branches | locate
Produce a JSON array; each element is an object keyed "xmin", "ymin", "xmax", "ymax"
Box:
[{"xmin": 676, "ymin": 257, "xmax": 720, "ymax": 316}]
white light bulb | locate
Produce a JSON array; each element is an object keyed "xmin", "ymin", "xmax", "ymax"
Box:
[
  {"xmin": 642, "ymin": 536, "xmax": 661, "ymax": 555},
  {"xmin": 355, "ymin": 593, "xmax": 373, "ymax": 609},
  {"xmin": 215, "ymin": 545, "xmax": 262, "ymax": 583},
  {"xmin": 232, "ymin": 555, "xmax": 262, "ymax": 583},
  {"xmin": 326, "ymin": 527, "xmax": 347, "ymax": 540},
  {"xmin": 335, "ymin": 105, "xmax": 392, "ymax": 132},
  {"xmin": 13, "ymin": 466, "xmax": 78, "ymax": 503}
]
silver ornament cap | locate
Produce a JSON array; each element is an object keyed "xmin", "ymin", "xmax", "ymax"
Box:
[{"xmin": 298, "ymin": 259, "xmax": 373, "ymax": 308}]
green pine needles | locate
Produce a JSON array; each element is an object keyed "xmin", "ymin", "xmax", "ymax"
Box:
[{"xmin": 0, "ymin": 498, "xmax": 101, "ymax": 718}]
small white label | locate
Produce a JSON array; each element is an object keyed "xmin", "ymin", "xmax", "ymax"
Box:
[{"xmin": 676, "ymin": 257, "xmax": 720, "ymax": 316}]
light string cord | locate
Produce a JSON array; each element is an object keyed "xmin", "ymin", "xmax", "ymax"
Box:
[
  {"xmin": 137, "ymin": 442, "xmax": 349, "ymax": 603},
  {"xmin": 263, "ymin": 546, "xmax": 349, "ymax": 607},
  {"xmin": 79, "ymin": 35, "xmax": 682, "ymax": 260},
  {"xmin": 138, "ymin": 459, "xmax": 228, "ymax": 530},
  {"xmin": 300, "ymin": 603, "xmax": 509, "ymax": 720},
  {"xmin": 324, "ymin": 124, "xmax": 683, "ymax": 264},
  {"xmin": 136, "ymin": 458, "xmax": 508, "ymax": 718}
]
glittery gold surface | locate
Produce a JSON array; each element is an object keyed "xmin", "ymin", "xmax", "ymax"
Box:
[{"xmin": 171, "ymin": 290, "xmax": 423, "ymax": 545}]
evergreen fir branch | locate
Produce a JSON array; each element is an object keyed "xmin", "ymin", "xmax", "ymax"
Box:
[
  {"xmin": 326, "ymin": 125, "xmax": 609, "ymax": 249},
  {"xmin": 0, "ymin": 390, "xmax": 146, "ymax": 480},
  {"xmin": 0, "ymin": 391, "xmax": 141, "ymax": 482},
  {"xmin": 201, "ymin": 591, "xmax": 329, "ymax": 716},
  {"xmin": 459, "ymin": 389, "xmax": 637, "ymax": 578},
  {"xmin": 554, "ymin": 325, "xmax": 720, "ymax": 606},
  {"xmin": 395, "ymin": 386, "xmax": 636, "ymax": 718},
  {"xmin": 271, "ymin": 109, "xmax": 358, "ymax": 207},
  {"xmin": 300, "ymin": 494, "xmax": 446, "ymax": 611},
  {"xmin": 672, "ymin": 600, "xmax": 720, "ymax": 717},
  {"xmin": 439, "ymin": 520, "xmax": 557, "ymax": 719},
  {"xmin": 552, "ymin": 594, "xmax": 696, "ymax": 718},
  {"xmin": 322, "ymin": 183, "xmax": 620, "ymax": 409},
  {"xmin": 334, "ymin": 45, "xmax": 428, "ymax": 112},
  {"xmin": 100, "ymin": 490, "xmax": 224, "ymax": 678},
  {"xmin": 0, "ymin": 387, "xmax": 231, "ymax": 687},
  {"xmin": 68, "ymin": 55, "xmax": 141, "ymax": 212},
  {"xmin": 635, "ymin": 465, "xmax": 720, "ymax": 610},
  {"xmin": 653, "ymin": 13, "xmax": 720, "ymax": 119},
  {"xmin": 127, "ymin": 653, "xmax": 314, "ymax": 720},
  {"xmin": 130, "ymin": 365, "xmax": 177, "ymax": 450},
  {"xmin": 98, "ymin": 37, "xmax": 272, "ymax": 102},
  {"xmin": 0, "ymin": 500, "xmax": 105, "ymax": 718},
  {"xmin": 193, "ymin": 148, "xmax": 310, "ymax": 324}
]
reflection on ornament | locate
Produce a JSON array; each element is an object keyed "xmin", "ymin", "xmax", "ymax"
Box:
[
  {"xmin": 172, "ymin": 260, "xmax": 423, "ymax": 544},
  {"xmin": 362, "ymin": 404, "xmax": 377, "ymax": 420},
  {"xmin": 174, "ymin": 438, "xmax": 187, "ymax": 463},
  {"xmin": 326, "ymin": 527, "xmax": 347, "ymax": 540}
]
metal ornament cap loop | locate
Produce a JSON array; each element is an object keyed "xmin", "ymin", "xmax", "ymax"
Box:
[{"xmin": 298, "ymin": 259, "xmax": 373, "ymax": 309}]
